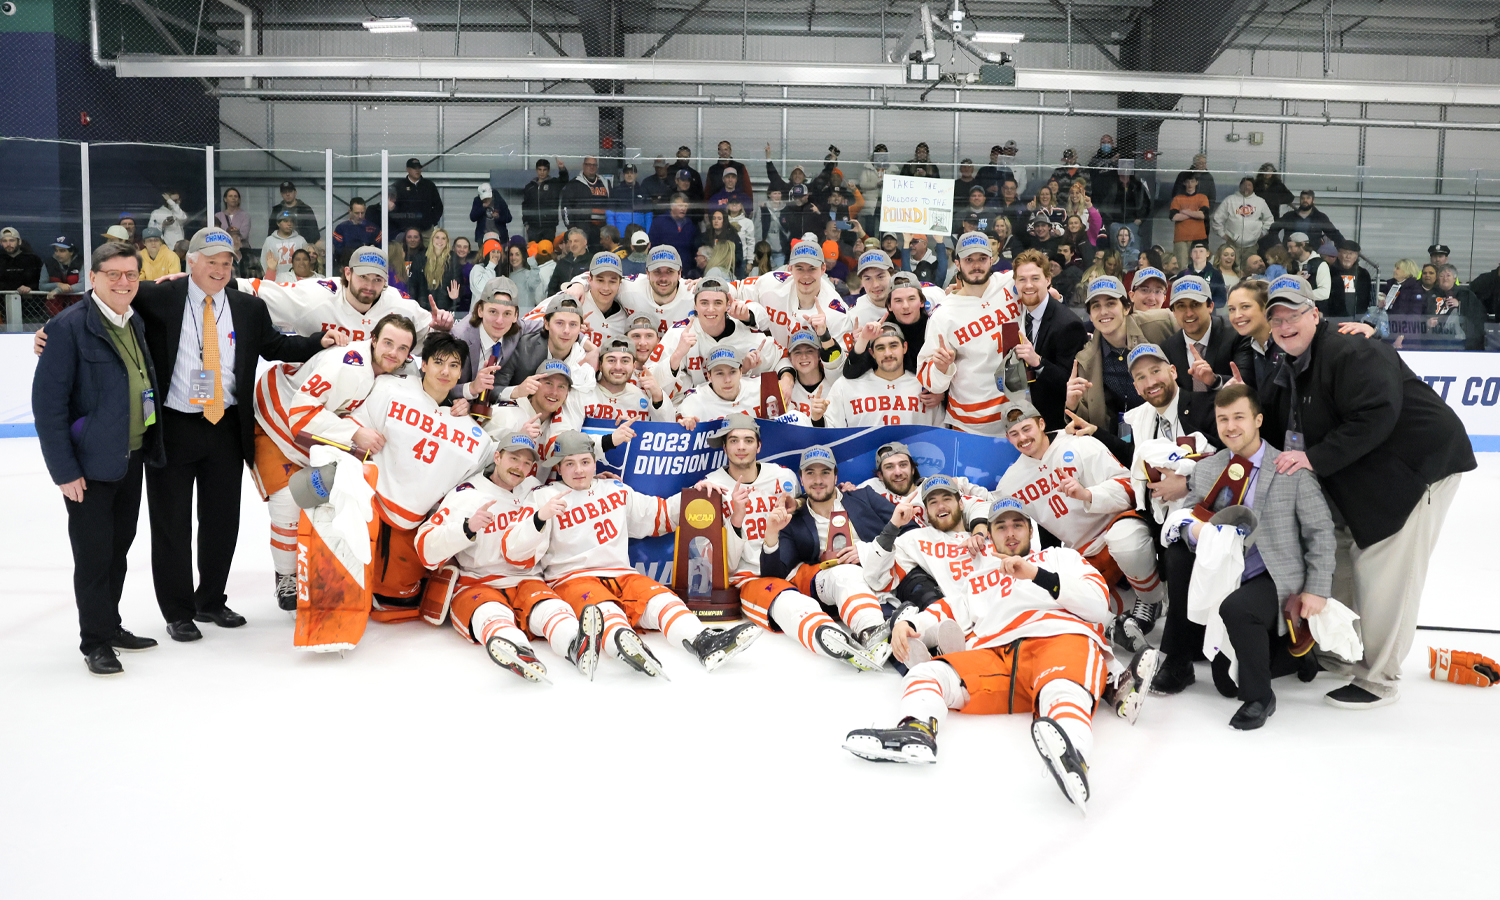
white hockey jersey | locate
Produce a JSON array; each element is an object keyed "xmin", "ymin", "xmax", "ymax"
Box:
[
  {"xmin": 996, "ymin": 433, "xmax": 1135, "ymax": 556},
  {"xmin": 252, "ymin": 340, "xmax": 385, "ymax": 467},
  {"xmin": 650, "ymin": 317, "xmax": 784, "ymax": 399},
  {"xmin": 414, "ymin": 476, "xmax": 544, "ymax": 589},
  {"xmin": 705, "ymin": 463, "xmax": 800, "ymax": 582},
  {"xmin": 856, "ymin": 475, "xmax": 992, "ymax": 529},
  {"xmin": 741, "ymin": 271, "xmax": 853, "ymax": 356},
  {"xmin": 349, "ymin": 377, "xmax": 493, "ymax": 529},
  {"xmin": 238, "ymin": 277, "xmax": 433, "ymax": 344},
  {"xmin": 525, "ymin": 285, "xmax": 629, "ymax": 348},
  {"xmin": 823, "ymin": 371, "xmax": 941, "ymax": 428},
  {"xmin": 576, "ymin": 380, "xmax": 677, "ymax": 423},
  {"xmin": 881, "ymin": 541, "xmax": 1113, "ymax": 652},
  {"xmin": 482, "ymin": 393, "xmax": 586, "ymax": 459},
  {"xmin": 618, "ymin": 275, "xmax": 695, "ymax": 336},
  {"xmin": 915, "ymin": 273, "xmax": 1021, "ymax": 435},
  {"xmin": 676, "ymin": 382, "xmax": 812, "ymax": 427}
]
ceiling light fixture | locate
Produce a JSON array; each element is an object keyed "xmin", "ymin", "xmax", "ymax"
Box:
[
  {"xmin": 362, "ymin": 17, "xmax": 418, "ymax": 34},
  {"xmin": 971, "ymin": 32, "xmax": 1025, "ymax": 44}
]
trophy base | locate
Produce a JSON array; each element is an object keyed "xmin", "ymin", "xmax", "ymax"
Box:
[{"xmin": 685, "ymin": 589, "xmax": 742, "ymax": 623}]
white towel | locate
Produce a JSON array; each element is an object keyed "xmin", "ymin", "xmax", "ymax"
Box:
[
  {"xmin": 1188, "ymin": 524, "xmax": 1247, "ymax": 681},
  {"xmin": 1308, "ymin": 598, "xmax": 1363, "ymax": 663}
]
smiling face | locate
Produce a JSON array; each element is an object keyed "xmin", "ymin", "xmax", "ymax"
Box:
[
  {"xmin": 545, "ymin": 310, "xmax": 582, "ymax": 352},
  {"xmin": 923, "ymin": 491, "xmax": 963, "ymax": 532},
  {"xmin": 600, "ymin": 349, "xmax": 634, "ymax": 387},
  {"xmin": 93, "ymin": 253, "xmax": 141, "ymax": 308},
  {"xmin": 421, "ymin": 350, "xmax": 464, "ymax": 394},
  {"xmin": 800, "ymin": 463, "xmax": 838, "ymax": 503},
  {"xmin": 990, "ymin": 513, "xmax": 1032, "ymax": 557},
  {"xmin": 190, "ymin": 251, "xmax": 235, "ymax": 295},
  {"xmin": 860, "ymin": 267, "xmax": 891, "ymax": 303},
  {"xmin": 370, "ymin": 322, "xmax": 415, "ymax": 375},
  {"xmin": 1172, "ymin": 296, "xmax": 1212, "ymax": 341},
  {"xmin": 708, "ymin": 361, "xmax": 742, "ymax": 400},
  {"xmin": 492, "ymin": 447, "xmax": 538, "ymax": 490},
  {"xmin": 1269, "ymin": 303, "xmax": 1319, "ymax": 357},
  {"xmin": 591, "ymin": 270, "xmax": 621, "ymax": 305},
  {"xmin": 791, "ymin": 260, "xmax": 823, "ymax": 291},
  {"xmin": 1225, "ymin": 288, "xmax": 1267, "ymax": 339},
  {"xmin": 649, "ymin": 265, "xmax": 679, "ymax": 298},
  {"xmin": 1005, "ymin": 416, "xmax": 1049, "ymax": 460},
  {"xmin": 872, "ymin": 334, "xmax": 905, "ymax": 375},
  {"xmin": 878, "ymin": 454, "xmax": 914, "ymax": 495},
  {"xmin": 789, "ymin": 343, "xmax": 821, "ymax": 378},
  {"xmin": 534, "ymin": 373, "xmax": 571, "ymax": 413},
  {"xmin": 479, "ymin": 300, "xmax": 517, "ymax": 340},
  {"xmin": 557, "ymin": 453, "xmax": 597, "ymax": 489},
  {"xmin": 1013, "ymin": 261, "xmax": 1049, "ymax": 307},
  {"xmin": 345, "ymin": 269, "xmax": 387, "ymax": 306},
  {"xmin": 1087, "ymin": 295, "xmax": 1127, "ymax": 339},
  {"xmin": 722, "ymin": 430, "xmax": 759, "ymax": 469},
  {"xmin": 1214, "ymin": 396, "xmax": 1263, "ymax": 457},
  {"xmin": 889, "ymin": 286, "xmax": 923, "ymax": 324},
  {"xmin": 694, "ymin": 290, "xmax": 730, "ymax": 331},
  {"xmin": 1130, "ymin": 357, "xmax": 1177, "ymax": 411},
  {"xmin": 628, "ymin": 325, "xmax": 660, "ymax": 362}
]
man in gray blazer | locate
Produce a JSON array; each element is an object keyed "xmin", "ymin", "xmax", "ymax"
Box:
[{"xmin": 1153, "ymin": 383, "xmax": 1336, "ymax": 730}]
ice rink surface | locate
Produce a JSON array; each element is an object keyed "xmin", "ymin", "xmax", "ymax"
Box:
[{"xmin": 2, "ymin": 437, "xmax": 1496, "ymax": 899}]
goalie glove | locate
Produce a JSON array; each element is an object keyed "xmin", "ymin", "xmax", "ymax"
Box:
[{"xmin": 1429, "ymin": 647, "xmax": 1499, "ymax": 688}]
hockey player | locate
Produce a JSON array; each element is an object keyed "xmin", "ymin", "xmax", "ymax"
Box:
[
  {"xmin": 252, "ymin": 312, "xmax": 419, "ymax": 609},
  {"xmin": 577, "ymin": 336, "xmax": 675, "ymax": 422},
  {"xmin": 845, "ymin": 248, "xmax": 943, "ymax": 344},
  {"xmin": 485, "ymin": 358, "xmax": 636, "ymax": 458},
  {"xmin": 414, "ymin": 431, "xmax": 602, "ymax": 682},
  {"xmin": 495, "ymin": 292, "xmax": 598, "ymax": 394},
  {"xmin": 996, "ymin": 397, "xmax": 1166, "ymax": 653},
  {"xmin": 916, "ymin": 231, "xmax": 1022, "ymax": 434},
  {"xmin": 239, "ymin": 245, "xmax": 450, "ymax": 343},
  {"xmin": 529, "ymin": 252, "xmax": 629, "ymax": 346},
  {"xmin": 780, "ymin": 329, "xmax": 844, "ymax": 422},
  {"xmin": 653, "ymin": 278, "xmax": 782, "ymax": 399},
  {"xmin": 345, "ymin": 331, "xmax": 494, "ymax": 607},
  {"xmin": 845, "ymin": 495, "xmax": 1156, "ymax": 815},
  {"xmin": 617, "ymin": 245, "xmax": 695, "ymax": 335},
  {"xmin": 740, "ymin": 239, "xmax": 852, "ymax": 353},
  {"xmin": 704, "ymin": 419, "xmax": 883, "ymax": 670},
  {"xmin": 504, "ymin": 431, "xmax": 761, "ymax": 676},
  {"xmin": 676, "ymin": 347, "xmax": 811, "ymax": 430},
  {"xmin": 849, "ymin": 441, "xmax": 991, "ymax": 529},
  {"xmin": 822, "ymin": 322, "xmax": 941, "ymax": 428}
]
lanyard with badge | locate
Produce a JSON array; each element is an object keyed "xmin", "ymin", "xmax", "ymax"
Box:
[
  {"xmin": 103, "ymin": 295, "xmax": 157, "ymax": 426},
  {"xmin": 188, "ymin": 295, "xmax": 219, "ymax": 407}
]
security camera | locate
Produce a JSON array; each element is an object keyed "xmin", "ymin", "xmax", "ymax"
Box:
[{"xmin": 1, "ymin": 3, "xmax": 18, "ymax": 16}]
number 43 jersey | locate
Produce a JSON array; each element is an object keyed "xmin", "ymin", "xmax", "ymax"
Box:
[
  {"xmin": 349, "ymin": 377, "xmax": 494, "ymax": 529},
  {"xmin": 996, "ymin": 433, "xmax": 1135, "ymax": 557}
]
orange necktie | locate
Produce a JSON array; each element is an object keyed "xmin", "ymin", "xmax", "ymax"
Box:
[{"xmin": 201, "ymin": 298, "xmax": 225, "ymax": 423}]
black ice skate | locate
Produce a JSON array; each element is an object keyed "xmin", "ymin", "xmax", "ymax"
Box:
[
  {"xmin": 1031, "ymin": 716, "xmax": 1090, "ymax": 816},
  {"xmin": 275, "ymin": 573, "xmax": 297, "ymax": 611},
  {"xmin": 843, "ymin": 716, "xmax": 938, "ymax": 764},
  {"xmin": 615, "ymin": 628, "xmax": 669, "ymax": 680},
  {"xmin": 685, "ymin": 622, "xmax": 761, "ymax": 672},
  {"xmin": 568, "ymin": 604, "xmax": 604, "ymax": 681},
  {"xmin": 816, "ymin": 623, "xmax": 882, "ymax": 672}
]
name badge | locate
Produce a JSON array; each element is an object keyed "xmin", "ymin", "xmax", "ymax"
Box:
[
  {"xmin": 141, "ymin": 388, "xmax": 157, "ymax": 427},
  {"xmin": 188, "ymin": 368, "xmax": 218, "ymax": 405},
  {"xmin": 1284, "ymin": 429, "xmax": 1307, "ymax": 452}
]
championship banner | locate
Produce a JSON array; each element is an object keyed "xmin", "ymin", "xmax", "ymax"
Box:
[
  {"xmin": 587, "ymin": 418, "xmax": 1021, "ymax": 581},
  {"xmin": 878, "ymin": 174, "xmax": 955, "ymax": 237}
]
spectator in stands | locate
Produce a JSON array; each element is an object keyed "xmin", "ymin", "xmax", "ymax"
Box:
[
  {"xmin": 686, "ymin": 245, "xmax": 709, "ymax": 280},
  {"xmin": 607, "ymin": 162, "xmax": 654, "ymax": 236},
  {"xmin": 1170, "ymin": 154, "xmax": 1214, "ymax": 204},
  {"xmin": 1162, "ymin": 252, "xmax": 1183, "ymax": 279},
  {"xmin": 978, "ymin": 143, "xmax": 1017, "ymax": 198},
  {"xmin": 900, "ymin": 141, "xmax": 941, "ymax": 178},
  {"xmin": 902, "ymin": 234, "xmax": 946, "ymax": 286},
  {"xmin": 623, "ymin": 230, "xmax": 652, "ymax": 277},
  {"xmin": 952, "ymin": 159, "xmax": 983, "ymax": 208},
  {"xmin": 214, "ymin": 187, "xmax": 251, "ymax": 271},
  {"xmin": 470, "ymin": 182, "xmax": 512, "ymax": 247},
  {"xmin": 287, "ymin": 248, "xmax": 315, "ymax": 281},
  {"xmin": 117, "ymin": 215, "xmax": 144, "ymax": 249},
  {"xmin": 1263, "ymin": 244, "xmax": 1291, "ymax": 279},
  {"xmin": 1253, "ymin": 163, "xmax": 1295, "ymax": 252},
  {"xmin": 1169, "ymin": 174, "xmax": 1211, "ymax": 265},
  {"xmin": 708, "ymin": 168, "xmax": 753, "ymax": 212},
  {"xmin": 993, "ymin": 217, "xmax": 1023, "ymax": 264},
  {"xmin": 1212, "ymin": 177, "xmax": 1273, "ymax": 265},
  {"xmin": 395, "ymin": 227, "xmax": 426, "ymax": 298},
  {"xmin": 1029, "ymin": 185, "xmax": 1066, "ymax": 237},
  {"xmin": 670, "ymin": 146, "xmax": 705, "ymax": 200},
  {"xmin": 1427, "ymin": 244, "xmax": 1450, "ymax": 268},
  {"xmin": 1273, "ymin": 189, "xmax": 1342, "ymax": 249},
  {"xmin": 1213, "ymin": 244, "xmax": 1242, "ymax": 292},
  {"xmin": 331, "ymin": 197, "xmax": 383, "ymax": 264},
  {"xmin": 504, "ymin": 241, "xmax": 544, "ymax": 314},
  {"xmin": 725, "ymin": 198, "xmax": 756, "ymax": 275},
  {"xmin": 547, "ymin": 228, "xmax": 591, "ymax": 296},
  {"xmin": 139, "ymin": 227, "xmax": 181, "ymax": 281},
  {"xmin": 672, "ymin": 167, "xmax": 704, "ymax": 215},
  {"xmin": 641, "ymin": 159, "xmax": 675, "ymax": 213},
  {"xmin": 1284, "ymin": 232, "xmax": 1333, "ymax": 311},
  {"xmin": 1050, "ymin": 148, "xmax": 1085, "ymax": 190},
  {"xmin": 760, "ymin": 189, "xmax": 790, "ymax": 266},
  {"xmin": 1086, "ymin": 133, "xmax": 1120, "ymax": 171},
  {"xmin": 148, "ymin": 190, "xmax": 188, "ymax": 248},
  {"xmin": 1420, "ymin": 263, "xmax": 1439, "ymax": 295},
  {"xmin": 857, "ymin": 144, "xmax": 890, "ymax": 230},
  {"xmin": 821, "ymin": 239, "xmax": 849, "ymax": 283},
  {"xmin": 1064, "ymin": 178, "xmax": 1103, "ymax": 244},
  {"xmin": 531, "ymin": 241, "xmax": 556, "ymax": 301},
  {"xmin": 994, "ymin": 178, "xmax": 1029, "ymax": 238},
  {"xmin": 42, "ymin": 237, "xmax": 85, "ymax": 312},
  {"xmin": 452, "ymin": 237, "xmax": 475, "ymax": 307},
  {"xmin": 1432, "ymin": 264, "xmax": 1486, "ymax": 351},
  {"xmin": 467, "ymin": 233, "xmax": 503, "ymax": 300},
  {"xmin": 1244, "ymin": 253, "xmax": 1266, "ymax": 277},
  {"xmin": 1051, "ymin": 249, "xmax": 1084, "ymax": 303},
  {"xmin": 749, "ymin": 241, "xmax": 775, "ymax": 277},
  {"xmin": 1097, "ymin": 158, "xmax": 1152, "ymax": 234},
  {"xmin": 268, "ymin": 180, "xmax": 320, "ymax": 243},
  {"xmin": 1023, "ymin": 213, "xmax": 1060, "ymax": 256},
  {"xmin": 953, "ymin": 186, "xmax": 995, "ymax": 240},
  {"xmin": 421, "ymin": 228, "xmax": 463, "ymax": 312},
  {"xmin": 648, "ymin": 193, "xmax": 697, "ymax": 264},
  {"xmin": 1108, "ymin": 224, "xmax": 1141, "ymax": 269},
  {"xmin": 698, "ymin": 209, "xmax": 744, "ymax": 278},
  {"xmin": 1379, "ymin": 258, "xmax": 1428, "ymax": 318},
  {"xmin": 596, "ymin": 225, "xmax": 625, "ymax": 259},
  {"xmin": 777, "ymin": 184, "xmax": 821, "ymax": 246},
  {"xmin": 1468, "ymin": 260, "xmax": 1499, "ymax": 321},
  {"xmin": 560, "ymin": 156, "xmax": 610, "ymax": 245},
  {"xmin": 391, "ymin": 158, "xmax": 444, "ymax": 244},
  {"xmin": 1327, "ymin": 239, "xmax": 1372, "ymax": 316},
  {"xmin": 1, "ymin": 227, "xmax": 45, "ymax": 303},
  {"xmin": 705, "ymin": 141, "xmax": 753, "ymax": 202},
  {"xmin": 522, "ymin": 158, "xmax": 568, "ymax": 242},
  {"xmin": 262, "ymin": 211, "xmax": 307, "ymax": 280},
  {"xmin": 1179, "ymin": 242, "xmax": 1226, "ymax": 307}
]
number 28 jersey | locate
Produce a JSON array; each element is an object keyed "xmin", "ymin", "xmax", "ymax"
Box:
[{"xmin": 349, "ymin": 377, "xmax": 493, "ymax": 529}]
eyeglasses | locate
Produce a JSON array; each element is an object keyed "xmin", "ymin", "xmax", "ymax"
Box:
[
  {"xmin": 1268, "ymin": 307, "xmax": 1311, "ymax": 328},
  {"xmin": 97, "ymin": 270, "xmax": 141, "ymax": 283}
]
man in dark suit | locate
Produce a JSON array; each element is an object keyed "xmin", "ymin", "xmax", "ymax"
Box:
[
  {"xmin": 1162, "ymin": 274, "xmax": 1249, "ymax": 396},
  {"xmin": 1007, "ymin": 249, "xmax": 1088, "ymax": 431},
  {"xmin": 134, "ymin": 228, "xmax": 334, "ymax": 640}
]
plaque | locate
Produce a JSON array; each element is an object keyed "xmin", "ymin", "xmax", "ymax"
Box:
[
  {"xmin": 819, "ymin": 511, "xmax": 856, "ymax": 566},
  {"xmin": 1192, "ymin": 453, "xmax": 1255, "ymax": 522},
  {"xmin": 672, "ymin": 487, "xmax": 741, "ymax": 622}
]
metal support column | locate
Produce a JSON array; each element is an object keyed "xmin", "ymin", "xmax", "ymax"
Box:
[
  {"xmin": 1354, "ymin": 102, "xmax": 1367, "ymax": 240},
  {"xmin": 781, "ymin": 86, "xmax": 788, "ymax": 170},
  {"xmin": 205, "ymin": 145, "xmax": 216, "ymax": 240},
  {"xmin": 381, "ymin": 150, "xmax": 390, "ymax": 251},
  {"xmin": 1434, "ymin": 106, "xmax": 1447, "ymax": 244},
  {"xmin": 1200, "ymin": 98, "xmax": 1209, "ymax": 154},
  {"xmin": 80, "ymin": 143, "xmax": 93, "ymax": 293},
  {"xmin": 523, "ymin": 81, "xmax": 531, "ymax": 165},
  {"xmin": 696, "ymin": 85, "xmax": 704, "ymax": 165},
  {"xmin": 325, "ymin": 148, "xmax": 335, "ymax": 276},
  {"xmin": 953, "ymin": 90, "xmax": 961, "ymax": 169},
  {"xmin": 1278, "ymin": 100, "xmax": 1289, "ymax": 172},
  {"xmin": 869, "ymin": 88, "xmax": 876, "ymax": 153},
  {"xmin": 1036, "ymin": 93, "xmax": 1045, "ymax": 175}
]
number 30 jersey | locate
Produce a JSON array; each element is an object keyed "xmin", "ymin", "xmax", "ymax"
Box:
[
  {"xmin": 349, "ymin": 377, "xmax": 493, "ymax": 529},
  {"xmin": 996, "ymin": 433, "xmax": 1134, "ymax": 556},
  {"xmin": 253, "ymin": 339, "xmax": 380, "ymax": 468}
]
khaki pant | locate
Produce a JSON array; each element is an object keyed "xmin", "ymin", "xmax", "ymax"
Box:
[{"xmin": 1322, "ymin": 473, "xmax": 1462, "ymax": 697}]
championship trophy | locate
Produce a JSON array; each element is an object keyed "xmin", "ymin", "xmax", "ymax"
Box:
[
  {"xmin": 672, "ymin": 486, "xmax": 741, "ymax": 621},
  {"xmin": 819, "ymin": 511, "xmax": 857, "ymax": 567},
  {"xmin": 1192, "ymin": 454, "xmax": 1255, "ymax": 522},
  {"xmin": 758, "ymin": 371, "xmax": 787, "ymax": 419},
  {"xmin": 468, "ymin": 345, "xmax": 504, "ymax": 421}
]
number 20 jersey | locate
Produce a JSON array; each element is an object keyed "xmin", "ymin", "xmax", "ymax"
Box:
[{"xmin": 349, "ymin": 377, "xmax": 493, "ymax": 529}]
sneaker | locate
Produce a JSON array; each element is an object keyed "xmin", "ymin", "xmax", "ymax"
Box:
[
  {"xmin": 485, "ymin": 636, "xmax": 549, "ymax": 683},
  {"xmin": 815, "ymin": 623, "xmax": 882, "ymax": 672},
  {"xmin": 1106, "ymin": 615, "xmax": 1148, "ymax": 655},
  {"xmin": 686, "ymin": 622, "xmax": 761, "ymax": 672},
  {"xmin": 1113, "ymin": 648, "xmax": 1159, "ymax": 724},
  {"xmin": 1324, "ymin": 682, "xmax": 1397, "ymax": 709},
  {"xmin": 275, "ymin": 573, "xmax": 298, "ymax": 612},
  {"xmin": 614, "ymin": 629, "xmax": 669, "ymax": 680},
  {"xmin": 567, "ymin": 604, "xmax": 604, "ymax": 681},
  {"xmin": 1031, "ymin": 717, "xmax": 1090, "ymax": 816},
  {"xmin": 843, "ymin": 716, "xmax": 938, "ymax": 764},
  {"xmin": 856, "ymin": 621, "xmax": 893, "ymax": 668}
]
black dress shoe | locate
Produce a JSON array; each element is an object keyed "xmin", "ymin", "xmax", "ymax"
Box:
[
  {"xmin": 1229, "ymin": 695, "xmax": 1276, "ymax": 730},
  {"xmin": 1211, "ymin": 652, "xmax": 1239, "ymax": 698},
  {"xmin": 194, "ymin": 606, "xmax": 247, "ymax": 628},
  {"xmin": 167, "ymin": 620, "xmax": 203, "ymax": 642},
  {"xmin": 1150, "ymin": 659, "xmax": 1196, "ymax": 695},
  {"xmin": 110, "ymin": 627, "xmax": 158, "ymax": 652},
  {"xmin": 86, "ymin": 646, "xmax": 124, "ymax": 676}
]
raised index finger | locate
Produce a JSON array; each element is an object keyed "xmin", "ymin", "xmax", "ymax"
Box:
[{"xmin": 1071, "ymin": 359, "xmax": 1079, "ymax": 379}]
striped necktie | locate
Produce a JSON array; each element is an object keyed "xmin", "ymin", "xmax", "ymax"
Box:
[{"xmin": 201, "ymin": 297, "xmax": 225, "ymax": 423}]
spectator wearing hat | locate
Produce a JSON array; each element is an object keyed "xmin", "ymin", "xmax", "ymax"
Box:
[
  {"xmin": 1212, "ymin": 177, "xmax": 1274, "ymax": 265},
  {"xmin": 954, "ymin": 185, "xmax": 997, "ymax": 241},
  {"xmin": 1259, "ymin": 273, "xmax": 1475, "ymax": 709},
  {"xmin": 705, "ymin": 140, "xmax": 754, "ymax": 202},
  {"xmin": 262, "ymin": 210, "xmax": 308, "ymax": 280},
  {"xmin": 41, "ymin": 237, "xmax": 86, "ymax": 314},
  {"xmin": 1125, "ymin": 264, "xmax": 1170, "ymax": 312},
  {"xmin": 977, "ymin": 144, "xmax": 1018, "ymax": 198},
  {"xmin": 1284, "ymin": 231, "xmax": 1333, "ymax": 312},
  {"xmin": 607, "ymin": 163, "xmax": 655, "ymax": 238},
  {"xmin": 117, "ymin": 215, "xmax": 144, "ymax": 249},
  {"xmin": 391, "ymin": 158, "xmax": 445, "ymax": 245},
  {"xmin": 778, "ymin": 184, "xmax": 822, "ymax": 249},
  {"xmin": 331, "ymin": 197, "xmax": 383, "ymax": 267},
  {"xmin": 1271, "ymin": 190, "xmax": 1342, "ymax": 250},
  {"xmin": 1023, "ymin": 212, "xmax": 1061, "ymax": 257},
  {"xmin": 669, "ymin": 146, "xmax": 705, "ymax": 202},
  {"xmin": 1432, "ymin": 264, "xmax": 1487, "ymax": 351},
  {"xmin": 1163, "ymin": 273, "xmax": 1247, "ymax": 396},
  {"xmin": 470, "ymin": 181, "xmax": 513, "ymax": 248},
  {"xmin": 900, "ymin": 234, "xmax": 947, "ymax": 287},
  {"xmin": 1, "ymin": 227, "xmax": 44, "ymax": 305},
  {"xmin": 267, "ymin": 180, "xmax": 321, "ymax": 244},
  {"xmin": 1327, "ymin": 239, "xmax": 1373, "ymax": 316},
  {"xmin": 139, "ymin": 227, "xmax": 182, "ymax": 281},
  {"xmin": 1065, "ymin": 275, "xmax": 1178, "ymax": 433},
  {"xmin": 640, "ymin": 159, "xmax": 676, "ymax": 213},
  {"xmin": 708, "ymin": 167, "xmax": 754, "ymax": 214},
  {"xmin": 621, "ymin": 230, "xmax": 652, "ymax": 277},
  {"xmin": 1010, "ymin": 248, "xmax": 1089, "ymax": 432},
  {"xmin": 1426, "ymin": 244, "xmax": 1451, "ymax": 269},
  {"xmin": 521, "ymin": 157, "xmax": 569, "ymax": 242},
  {"xmin": 1049, "ymin": 148, "xmax": 1084, "ymax": 191},
  {"xmin": 1179, "ymin": 242, "xmax": 1226, "ymax": 306},
  {"xmin": 1169, "ymin": 174, "xmax": 1211, "ymax": 268}
]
